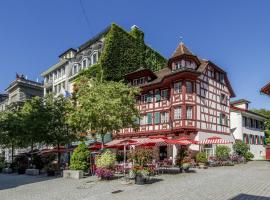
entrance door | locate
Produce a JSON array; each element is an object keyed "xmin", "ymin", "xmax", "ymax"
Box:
[{"xmin": 159, "ymin": 146, "xmax": 167, "ymax": 160}]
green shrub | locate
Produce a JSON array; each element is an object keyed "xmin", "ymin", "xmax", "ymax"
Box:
[
  {"xmin": 244, "ymin": 151, "xmax": 254, "ymax": 161},
  {"xmin": 70, "ymin": 142, "xmax": 90, "ymax": 171},
  {"xmin": 216, "ymin": 145, "xmax": 231, "ymax": 161},
  {"xmin": 233, "ymin": 141, "xmax": 249, "ymax": 156},
  {"xmin": 196, "ymin": 152, "xmax": 207, "ymax": 164},
  {"xmin": 96, "ymin": 150, "xmax": 116, "ymax": 169}
]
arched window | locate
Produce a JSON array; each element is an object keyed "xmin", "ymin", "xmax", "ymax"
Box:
[
  {"xmin": 72, "ymin": 64, "xmax": 78, "ymax": 75},
  {"xmin": 91, "ymin": 51, "xmax": 99, "ymax": 65},
  {"xmin": 82, "ymin": 58, "xmax": 88, "ymax": 69}
]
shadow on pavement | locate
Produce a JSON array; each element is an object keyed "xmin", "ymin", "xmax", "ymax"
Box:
[
  {"xmin": 0, "ymin": 173, "xmax": 59, "ymax": 190},
  {"xmin": 230, "ymin": 194, "xmax": 270, "ymax": 200}
]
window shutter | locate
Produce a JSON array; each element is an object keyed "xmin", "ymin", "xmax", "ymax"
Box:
[
  {"xmin": 155, "ymin": 112, "xmax": 160, "ymax": 124},
  {"xmin": 147, "ymin": 113, "xmax": 152, "ymax": 124}
]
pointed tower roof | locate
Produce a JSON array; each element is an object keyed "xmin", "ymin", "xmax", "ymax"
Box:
[{"xmin": 171, "ymin": 42, "xmax": 194, "ymax": 58}]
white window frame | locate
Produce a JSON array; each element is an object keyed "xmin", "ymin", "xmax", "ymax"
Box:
[
  {"xmin": 91, "ymin": 51, "xmax": 99, "ymax": 65},
  {"xmin": 186, "ymin": 106, "xmax": 193, "ymax": 120},
  {"xmin": 161, "ymin": 112, "xmax": 169, "ymax": 123},
  {"xmin": 82, "ymin": 58, "xmax": 88, "ymax": 69},
  {"xmin": 174, "ymin": 107, "xmax": 182, "ymax": 120}
]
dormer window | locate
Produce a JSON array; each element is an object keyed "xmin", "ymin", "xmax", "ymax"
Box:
[
  {"xmin": 132, "ymin": 77, "xmax": 145, "ymax": 86},
  {"xmin": 173, "ymin": 59, "xmax": 196, "ymax": 71}
]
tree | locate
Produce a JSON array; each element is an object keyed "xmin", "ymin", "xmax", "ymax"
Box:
[
  {"xmin": 43, "ymin": 94, "xmax": 76, "ymax": 167},
  {"xmin": 0, "ymin": 105, "xmax": 26, "ymax": 163},
  {"xmin": 20, "ymin": 97, "xmax": 49, "ymax": 164},
  {"xmin": 70, "ymin": 142, "xmax": 90, "ymax": 171},
  {"xmin": 233, "ymin": 141, "xmax": 250, "ymax": 156},
  {"xmin": 68, "ymin": 77, "xmax": 140, "ymax": 147}
]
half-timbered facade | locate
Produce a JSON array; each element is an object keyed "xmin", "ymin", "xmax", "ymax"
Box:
[{"xmin": 117, "ymin": 42, "xmax": 235, "ymax": 147}]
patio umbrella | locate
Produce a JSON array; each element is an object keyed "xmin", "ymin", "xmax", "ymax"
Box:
[{"xmin": 107, "ymin": 139, "xmax": 138, "ymax": 176}]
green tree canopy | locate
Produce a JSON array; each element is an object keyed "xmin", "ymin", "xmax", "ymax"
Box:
[
  {"xmin": 0, "ymin": 105, "xmax": 25, "ymax": 162},
  {"xmin": 68, "ymin": 77, "xmax": 140, "ymax": 146}
]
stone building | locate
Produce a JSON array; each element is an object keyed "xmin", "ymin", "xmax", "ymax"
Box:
[{"xmin": 0, "ymin": 74, "xmax": 43, "ymax": 162}]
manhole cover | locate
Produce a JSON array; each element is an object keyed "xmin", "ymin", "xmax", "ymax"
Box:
[{"xmin": 111, "ymin": 190, "xmax": 123, "ymax": 194}]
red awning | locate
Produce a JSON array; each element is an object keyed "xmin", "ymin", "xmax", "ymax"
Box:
[{"xmin": 199, "ymin": 136, "xmax": 232, "ymax": 144}]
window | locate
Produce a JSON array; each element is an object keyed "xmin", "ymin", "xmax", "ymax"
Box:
[
  {"xmin": 174, "ymin": 62, "xmax": 182, "ymax": 70},
  {"xmin": 91, "ymin": 52, "xmax": 99, "ymax": 65},
  {"xmin": 82, "ymin": 58, "xmax": 88, "ymax": 69},
  {"xmin": 147, "ymin": 113, "xmax": 152, "ymax": 124},
  {"xmin": 161, "ymin": 112, "xmax": 169, "ymax": 123},
  {"xmin": 72, "ymin": 64, "xmax": 78, "ymax": 75},
  {"xmin": 174, "ymin": 107, "xmax": 182, "ymax": 120},
  {"xmin": 133, "ymin": 79, "xmax": 139, "ymax": 86},
  {"xmin": 220, "ymin": 73, "xmax": 225, "ymax": 84},
  {"xmin": 155, "ymin": 90, "xmax": 161, "ymax": 102},
  {"xmin": 154, "ymin": 112, "xmax": 160, "ymax": 124},
  {"xmin": 174, "ymin": 82, "xmax": 182, "ymax": 93},
  {"xmin": 161, "ymin": 89, "xmax": 168, "ymax": 100},
  {"xmin": 186, "ymin": 81, "xmax": 193, "ymax": 94},
  {"xmin": 147, "ymin": 93, "xmax": 152, "ymax": 103},
  {"xmin": 140, "ymin": 115, "xmax": 147, "ymax": 125},
  {"xmin": 186, "ymin": 106, "xmax": 193, "ymax": 119},
  {"xmin": 141, "ymin": 94, "xmax": 147, "ymax": 103},
  {"xmin": 220, "ymin": 93, "xmax": 227, "ymax": 105},
  {"xmin": 139, "ymin": 77, "xmax": 145, "ymax": 85},
  {"xmin": 219, "ymin": 113, "xmax": 228, "ymax": 125},
  {"xmin": 242, "ymin": 116, "xmax": 247, "ymax": 127}
]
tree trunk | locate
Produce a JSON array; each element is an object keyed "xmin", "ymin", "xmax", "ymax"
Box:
[
  {"xmin": 101, "ymin": 130, "xmax": 105, "ymax": 149},
  {"xmin": 31, "ymin": 141, "xmax": 34, "ymax": 167},
  {"xmin": 11, "ymin": 142, "xmax": 14, "ymax": 164},
  {"xmin": 57, "ymin": 143, "xmax": 61, "ymax": 170}
]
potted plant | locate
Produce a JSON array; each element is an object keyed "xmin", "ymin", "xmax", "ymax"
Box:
[
  {"xmin": 130, "ymin": 165, "xmax": 152, "ymax": 185},
  {"xmin": 95, "ymin": 150, "xmax": 116, "ymax": 180},
  {"xmin": 128, "ymin": 148, "xmax": 154, "ymax": 184},
  {"xmin": 64, "ymin": 142, "xmax": 90, "ymax": 179},
  {"xmin": 196, "ymin": 152, "xmax": 208, "ymax": 169},
  {"xmin": 181, "ymin": 156, "xmax": 192, "ymax": 172}
]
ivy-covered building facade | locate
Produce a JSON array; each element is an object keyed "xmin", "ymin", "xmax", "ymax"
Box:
[
  {"xmin": 41, "ymin": 24, "xmax": 166, "ymax": 96},
  {"xmin": 116, "ymin": 42, "xmax": 236, "ymax": 156}
]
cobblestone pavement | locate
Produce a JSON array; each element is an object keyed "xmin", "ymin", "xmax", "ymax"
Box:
[{"xmin": 1, "ymin": 161, "xmax": 270, "ymax": 200}]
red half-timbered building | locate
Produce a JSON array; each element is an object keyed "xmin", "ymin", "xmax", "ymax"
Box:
[{"xmin": 116, "ymin": 42, "xmax": 235, "ymax": 150}]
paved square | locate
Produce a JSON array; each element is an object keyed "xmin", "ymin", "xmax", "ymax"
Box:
[{"xmin": 1, "ymin": 161, "xmax": 270, "ymax": 200}]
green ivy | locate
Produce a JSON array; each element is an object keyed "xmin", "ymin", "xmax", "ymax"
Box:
[{"xmin": 80, "ymin": 23, "xmax": 167, "ymax": 81}]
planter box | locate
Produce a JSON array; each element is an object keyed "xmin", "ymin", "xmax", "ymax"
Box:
[
  {"xmin": 26, "ymin": 169, "xmax": 39, "ymax": 176},
  {"xmin": 63, "ymin": 170, "xmax": 83, "ymax": 180},
  {"xmin": 2, "ymin": 168, "xmax": 12, "ymax": 174}
]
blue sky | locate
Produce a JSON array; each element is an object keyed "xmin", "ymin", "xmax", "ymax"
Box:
[{"xmin": 0, "ymin": 0, "xmax": 270, "ymax": 109}]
